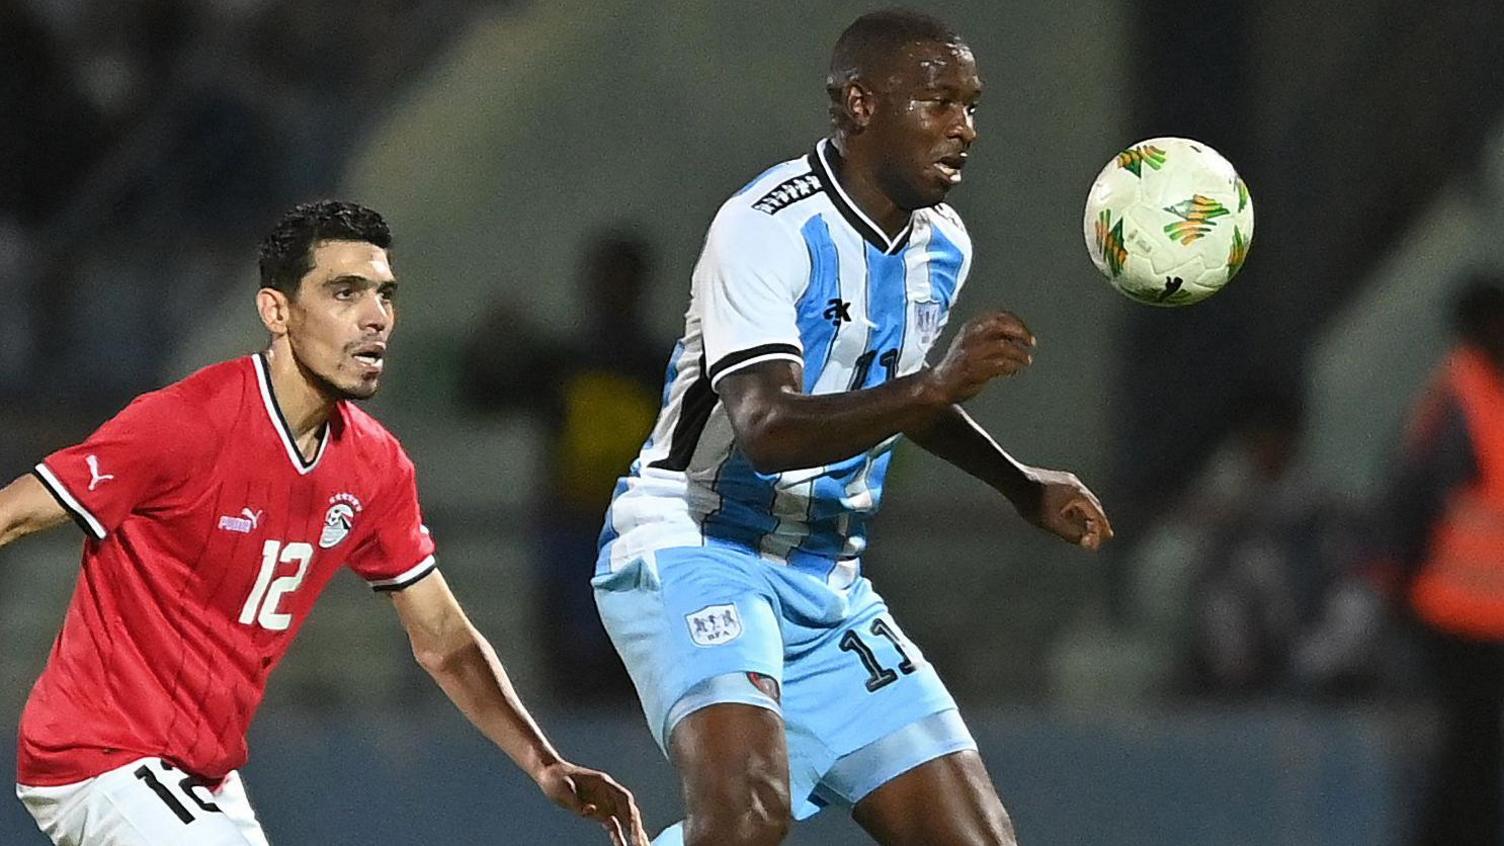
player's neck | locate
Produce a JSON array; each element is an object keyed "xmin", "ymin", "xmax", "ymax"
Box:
[
  {"xmin": 261, "ymin": 344, "xmax": 335, "ymax": 454},
  {"xmin": 826, "ymin": 138, "xmax": 910, "ymax": 240}
]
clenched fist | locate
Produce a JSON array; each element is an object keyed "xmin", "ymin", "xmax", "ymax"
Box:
[{"xmin": 924, "ymin": 311, "xmax": 1035, "ymax": 404}]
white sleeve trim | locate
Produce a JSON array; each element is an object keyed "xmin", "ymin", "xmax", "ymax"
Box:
[
  {"xmin": 368, "ymin": 555, "xmax": 438, "ymax": 592},
  {"xmin": 33, "ymin": 462, "xmax": 107, "ymax": 541}
]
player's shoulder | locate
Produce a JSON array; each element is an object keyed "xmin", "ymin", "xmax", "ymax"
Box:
[
  {"xmin": 337, "ymin": 403, "xmax": 415, "ymax": 472},
  {"xmin": 728, "ymin": 152, "xmax": 823, "ymax": 216},
  {"xmin": 921, "ymin": 202, "xmax": 972, "ymax": 251},
  {"xmin": 84, "ymin": 358, "xmax": 245, "ymax": 473},
  {"xmin": 123, "ymin": 357, "xmax": 249, "ymax": 433},
  {"xmin": 699, "ymin": 153, "xmax": 821, "ymax": 277},
  {"xmin": 172, "ymin": 356, "xmax": 254, "ymax": 401},
  {"xmin": 712, "ymin": 151, "xmax": 824, "ymax": 240}
]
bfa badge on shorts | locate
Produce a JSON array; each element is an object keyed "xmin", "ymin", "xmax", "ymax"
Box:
[
  {"xmin": 686, "ymin": 603, "xmax": 743, "ymax": 647},
  {"xmin": 319, "ymin": 492, "xmax": 364, "ymax": 549}
]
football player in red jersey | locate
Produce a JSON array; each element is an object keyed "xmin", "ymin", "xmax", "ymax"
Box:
[{"xmin": 0, "ymin": 201, "xmax": 648, "ymax": 846}]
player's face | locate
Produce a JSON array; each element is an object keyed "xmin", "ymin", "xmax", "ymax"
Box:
[
  {"xmin": 286, "ymin": 240, "xmax": 397, "ymax": 400},
  {"xmin": 869, "ymin": 40, "xmax": 982, "ymax": 210}
]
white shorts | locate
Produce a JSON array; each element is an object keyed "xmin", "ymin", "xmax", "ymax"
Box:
[{"xmin": 16, "ymin": 758, "xmax": 270, "ymax": 846}]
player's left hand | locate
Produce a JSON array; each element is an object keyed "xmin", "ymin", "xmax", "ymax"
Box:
[
  {"xmin": 1023, "ymin": 467, "xmax": 1114, "ymax": 550},
  {"xmin": 536, "ymin": 760, "xmax": 650, "ymax": 846}
]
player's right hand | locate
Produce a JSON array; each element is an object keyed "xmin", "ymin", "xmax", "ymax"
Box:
[
  {"xmin": 536, "ymin": 760, "xmax": 650, "ymax": 845},
  {"xmin": 925, "ymin": 311, "xmax": 1035, "ymax": 403}
]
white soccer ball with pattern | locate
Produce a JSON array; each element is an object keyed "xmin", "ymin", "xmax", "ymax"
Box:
[{"xmin": 1083, "ymin": 136, "xmax": 1253, "ymax": 306}]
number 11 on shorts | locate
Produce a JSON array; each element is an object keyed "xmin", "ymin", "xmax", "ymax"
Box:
[{"xmin": 840, "ymin": 615, "xmax": 920, "ymax": 692}]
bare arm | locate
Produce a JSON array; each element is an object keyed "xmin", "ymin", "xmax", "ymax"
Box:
[
  {"xmin": 0, "ymin": 475, "xmax": 70, "ymax": 549},
  {"xmin": 388, "ymin": 572, "xmax": 646, "ymax": 845},
  {"xmin": 905, "ymin": 403, "xmax": 1040, "ymax": 508},
  {"xmin": 906, "ymin": 404, "xmax": 1115, "ymax": 550},
  {"xmin": 718, "ymin": 311, "xmax": 1036, "ymax": 473}
]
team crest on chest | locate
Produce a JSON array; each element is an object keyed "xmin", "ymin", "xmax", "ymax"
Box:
[
  {"xmin": 319, "ymin": 492, "xmax": 364, "ymax": 549},
  {"xmin": 914, "ymin": 300, "xmax": 944, "ymax": 348}
]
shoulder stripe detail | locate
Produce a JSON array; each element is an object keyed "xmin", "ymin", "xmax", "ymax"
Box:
[
  {"xmin": 32, "ymin": 463, "xmax": 106, "ymax": 540},
  {"xmin": 707, "ymin": 343, "xmax": 803, "ymax": 386},
  {"xmin": 253, "ymin": 353, "xmax": 329, "ymax": 475},
  {"xmin": 751, "ymin": 173, "xmax": 824, "ymax": 215},
  {"xmin": 649, "ymin": 354, "xmax": 719, "ymax": 473},
  {"xmin": 369, "ymin": 555, "xmax": 438, "ymax": 592}
]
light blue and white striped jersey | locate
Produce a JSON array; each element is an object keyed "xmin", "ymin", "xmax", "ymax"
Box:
[{"xmin": 597, "ymin": 139, "xmax": 972, "ymax": 580}]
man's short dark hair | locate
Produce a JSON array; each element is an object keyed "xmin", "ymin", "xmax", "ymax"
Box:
[
  {"xmin": 828, "ymin": 8, "xmax": 963, "ymax": 92},
  {"xmin": 258, "ymin": 200, "xmax": 392, "ymax": 296}
]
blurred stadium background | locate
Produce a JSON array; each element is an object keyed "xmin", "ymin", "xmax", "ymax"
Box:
[{"xmin": 4, "ymin": 0, "xmax": 1504, "ymax": 843}]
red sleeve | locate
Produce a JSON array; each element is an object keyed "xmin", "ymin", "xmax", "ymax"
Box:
[
  {"xmin": 348, "ymin": 447, "xmax": 438, "ymax": 591},
  {"xmin": 33, "ymin": 388, "xmax": 210, "ymax": 540}
]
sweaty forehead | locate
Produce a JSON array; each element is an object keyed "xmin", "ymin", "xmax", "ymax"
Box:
[{"xmin": 884, "ymin": 40, "xmax": 979, "ymax": 90}]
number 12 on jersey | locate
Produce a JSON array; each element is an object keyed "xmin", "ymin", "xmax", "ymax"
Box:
[{"xmin": 239, "ymin": 540, "xmax": 312, "ymax": 631}]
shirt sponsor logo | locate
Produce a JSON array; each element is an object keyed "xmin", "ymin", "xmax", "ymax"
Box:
[
  {"xmin": 823, "ymin": 298, "xmax": 853, "ymax": 327},
  {"xmin": 686, "ymin": 603, "xmax": 743, "ymax": 647},
  {"xmin": 319, "ymin": 492, "xmax": 364, "ymax": 549},
  {"xmin": 218, "ymin": 508, "xmax": 263, "ymax": 534}
]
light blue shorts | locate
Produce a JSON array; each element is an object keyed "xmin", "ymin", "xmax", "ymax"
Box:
[{"xmin": 592, "ymin": 543, "xmax": 976, "ymax": 820}]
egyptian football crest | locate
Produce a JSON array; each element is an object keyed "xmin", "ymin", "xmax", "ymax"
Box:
[{"xmin": 319, "ymin": 492, "xmax": 364, "ymax": 549}]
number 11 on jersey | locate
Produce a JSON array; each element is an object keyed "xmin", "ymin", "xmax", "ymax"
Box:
[{"xmin": 239, "ymin": 540, "xmax": 312, "ymax": 631}]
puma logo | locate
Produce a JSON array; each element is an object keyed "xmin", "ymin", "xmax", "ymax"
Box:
[
  {"xmin": 85, "ymin": 455, "xmax": 114, "ymax": 491},
  {"xmin": 218, "ymin": 507, "xmax": 264, "ymax": 535}
]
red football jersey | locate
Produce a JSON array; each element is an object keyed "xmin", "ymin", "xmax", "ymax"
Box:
[{"xmin": 19, "ymin": 354, "xmax": 437, "ymax": 785}]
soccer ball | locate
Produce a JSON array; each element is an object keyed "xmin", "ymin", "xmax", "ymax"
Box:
[{"xmin": 1083, "ymin": 137, "xmax": 1253, "ymax": 306}]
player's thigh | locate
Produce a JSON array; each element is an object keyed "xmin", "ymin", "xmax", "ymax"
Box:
[
  {"xmin": 18, "ymin": 758, "xmax": 262, "ymax": 846},
  {"xmin": 593, "ymin": 547, "xmax": 785, "ymax": 749},
  {"xmin": 851, "ymin": 749, "xmax": 1015, "ymax": 846},
  {"xmin": 780, "ymin": 582, "xmax": 972, "ymax": 812},
  {"xmin": 668, "ymin": 702, "xmax": 792, "ymax": 826}
]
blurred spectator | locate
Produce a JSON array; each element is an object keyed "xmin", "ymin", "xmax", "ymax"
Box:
[
  {"xmin": 0, "ymin": 218, "xmax": 37, "ymax": 398},
  {"xmin": 1377, "ymin": 275, "xmax": 1504, "ymax": 846},
  {"xmin": 1127, "ymin": 383, "xmax": 1378, "ymax": 698},
  {"xmin": 0, "ymin": 3, "xmax": 109, "ymax": 224},
  {"xmin": 2, "ymin": 0, "xmax": 488, "ymax": 410},
  {"xmin": 458, "ymin": 228, "xmax": 665, "ymax": 702}
]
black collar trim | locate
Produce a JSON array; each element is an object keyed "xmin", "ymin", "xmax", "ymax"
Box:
[
  {"xmin": 809, "ymin": 139, "xmax": 913, "ymax": 255},
  {"xmin": 253, "ymin": 353, "xmax": 329, "ymax": 475}
]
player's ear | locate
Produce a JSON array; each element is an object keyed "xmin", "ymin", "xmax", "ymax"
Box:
[
  {"xmin": 256, "ymin": 288, "xmax": 292, "ymax": 336},
  {"xmin": 844, "ymin": 81, "xmax": 877, "ymax": 130}
]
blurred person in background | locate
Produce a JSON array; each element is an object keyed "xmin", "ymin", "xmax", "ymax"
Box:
[
  {"xmin": 592, "ymin": 10, "xmax": 1111, "ymax": 845},
  {"xmin": 1378, "ymin": 275, "xmax": 1504, "ymax": 846},
  {"xmin": 1126, "ymin": 384, "xmax": 1383, "ymax": 699},
  {"xmin": 0, "ymin": 201, "xmax": 646, "ymax": 846},
  {"xmin": 458, "ymin": 228, "xmax": 664, "ymax": 702},
  {"xmin": 3, "ymin": 0, "xmax": 493, "ymax": 415},
  {"xmin": 1128, "ymin": 385, "xmax": 1308, "ymax": 693}
]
